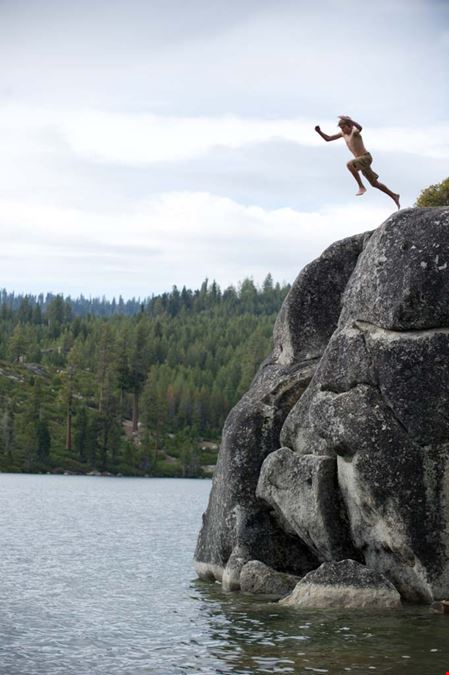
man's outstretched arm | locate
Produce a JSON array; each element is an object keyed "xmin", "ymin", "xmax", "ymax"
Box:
[{"xmin": 315, "ymin": 125, "xmax": 342, "ymax": 142}]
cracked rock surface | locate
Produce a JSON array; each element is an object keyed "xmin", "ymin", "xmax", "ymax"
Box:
[{"xmin": 195, "ymin": 208, "xmax": 449, "ymax": 604}]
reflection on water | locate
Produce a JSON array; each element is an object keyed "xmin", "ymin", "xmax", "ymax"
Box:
[
  {"xmin": 191, "ymin": 579, "xmax": 449, "ymax": 674},
  {"xmin": 0, "ymin": 474, "xmax": 448, "ymax": 675}
]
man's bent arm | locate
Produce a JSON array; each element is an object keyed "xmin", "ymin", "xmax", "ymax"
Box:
[
  {"xmin": 315, "ymin": 126, "xmax": 342, "ymax": 142},
  {"xmin": 339, "ymin": 115, "xmax": 362, "ymax": 132}
]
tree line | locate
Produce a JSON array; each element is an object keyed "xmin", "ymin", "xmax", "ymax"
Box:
[{"xmin": 0, "ymin": 275, "xmax": 289, "ymax": 477}]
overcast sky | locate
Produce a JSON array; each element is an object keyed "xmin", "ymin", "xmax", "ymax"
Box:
[{"xmin": 0, "ymin": 0, "xmax": 448, "ymax": 298}]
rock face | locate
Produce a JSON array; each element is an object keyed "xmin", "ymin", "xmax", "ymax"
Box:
[
  {"xmin": 257, "ymin": 447, "xmax": 356, "ymax": 562},
  {"xmin": 240, "ymin": 560, "xmax": 300, "ymax": 599},
  {"xmin": 194, "ymin": 231, "xmax": 368, "ymax": 589},
  {"xmin": 280, "ymin": 559, "xmax": 401, "ymax": 609},
  {"xmin": 194, "ymin": 207, "xmax": 449, "ymax": 604}
]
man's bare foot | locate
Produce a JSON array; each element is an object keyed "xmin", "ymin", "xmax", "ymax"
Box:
[
  {"xmin": 393, "ymin": 194, "xmax": 400, "ymax": 210},
  {"xmin": 356, "ymin": 187, "xmax": 366, "ymax": 196}
]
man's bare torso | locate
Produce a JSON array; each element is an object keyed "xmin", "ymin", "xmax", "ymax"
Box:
[
  {"xmin": 342, "ymin": 128, "xmax": 368, "ymax": 158},
  {"xmin": 314, "ymin": 115, "xmax": 400, "ymax": 209}
]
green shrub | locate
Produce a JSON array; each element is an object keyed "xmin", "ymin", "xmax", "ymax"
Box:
[{"xmin": 416, "ymin": 177, "xmax": 449, "ymax": 207}]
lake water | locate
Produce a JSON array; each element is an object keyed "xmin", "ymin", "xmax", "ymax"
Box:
[{"xmin": 1, "ymin": 474, "xmax": 448, "ymax": 675}]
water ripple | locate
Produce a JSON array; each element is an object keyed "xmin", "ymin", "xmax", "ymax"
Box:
[{"xmin": 1, "ymin": 474, "xmax": 449, "ymax": 674}]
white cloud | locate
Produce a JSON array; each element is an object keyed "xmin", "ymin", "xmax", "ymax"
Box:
[
  {"xmin": 65, "ymin": 113, "xmax": 449, "ymax": 164},
  {"xmin": 62, "ymin": 111, "xmax": 321, "ymax": 163},
  {"xmin": 368, "ymin": 125, "xmax": 449, "ymax": 161},
  {"xmin": 3, "ymin": 0, "xmax": 445, "ymax": 123},
  {"xmin": 0, "ymin": 1, "xmax": 447, "ymax": 299},
  {"xmin": 0, "ymin": 191, "xmax": 391, "ymax": 297},
  {"xmin": 1, "ymin": 104, "xmax": 448, "ymax": 173}
]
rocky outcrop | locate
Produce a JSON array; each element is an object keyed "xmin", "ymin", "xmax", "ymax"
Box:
[
  {"xmin": 240, "ymin": 560, "xmax": 300, "ymax": 598},
  {"xmin": 194, "ymin": 232, "xmax": 368, "ymax": 589},
  {"xmin": 195, "ymin": 207, "xmax": 449, "ymax": 605},
  {"xmin": 278, "ymin": 208, "xmax": 449, "ymax": 603},
  {"xmin": 280, "ymin": 559, "xmax": 401, "ymax": 609},
  {"xmin": 338, "ymin": 208, "xmax": 449, "ymax": 330}
]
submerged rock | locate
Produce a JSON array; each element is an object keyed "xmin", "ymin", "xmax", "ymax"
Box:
[
  {"xmin": 240, "ymin": 560, "xmax": 300, "ymax": 599},
  {"xmin": 431, "ymin": 600, "xmax": 449, "ymax": 614},
  {"xmin": 280, "ymin": 559, "xmax": 401, "ymax": 609}
]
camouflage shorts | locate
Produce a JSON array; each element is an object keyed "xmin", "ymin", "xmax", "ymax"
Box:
[{"xmin": 350, "ymin": 153, "xmax": 379, "ymax": 182}]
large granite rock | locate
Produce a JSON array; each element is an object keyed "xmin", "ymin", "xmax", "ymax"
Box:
[
  {"xmin": 280, "ymin": 559, "xmax": 401, "ymax": 609},
  {"xmin": 195, "ymin": 207, "xmax": 449, "ymax": 605},
  {"xmin": 240, "ymin": 560, "xmax": 300, "ymax": 599},
  {"xmin": 278, "ymin": 208, "xmax": 449, "ymax": 603},
  {"xmin": 194, "ymin": 232, "xmax": 368, "ymax": 589}
]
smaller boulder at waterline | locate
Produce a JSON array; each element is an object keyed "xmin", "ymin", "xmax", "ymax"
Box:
[
  {"xmin": 280, "ymin": 559, "xmax": 401, "ymax": 609},
  {"xmin": 240, "ymin": 560, "xmax": 300, "ymax": 599}
]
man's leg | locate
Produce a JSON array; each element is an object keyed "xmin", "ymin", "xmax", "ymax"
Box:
[
  {"xmin": 368, "ymin": 177, "xmax": 400, "ymax": 209},
  {"xmin": 346, "ymin": 160, "xmax": 366, "ymax": 196}
]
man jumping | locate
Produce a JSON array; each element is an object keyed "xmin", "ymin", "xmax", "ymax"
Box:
[{"xmin": 315, "ymin": 116, "xmax": 400, "ymax": 210}]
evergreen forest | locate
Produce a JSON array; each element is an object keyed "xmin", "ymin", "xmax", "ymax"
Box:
[{"xmin": 0, "ymin": 276, "xmax": 289, "ymax": 477}]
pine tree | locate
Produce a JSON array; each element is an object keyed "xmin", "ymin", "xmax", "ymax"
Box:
[
  {"xmin": 1, "ymin": 400, "xmax": 15, "ymax": 459},
  {"xmin": 74, "ymin": 405, "xmax": 88, "ymax": 463},
  {"xmin": 129, "ymin": 319, "xmax": 150, "ymax": 433},
  {"xmin": 36, "ymin": 418, "xmax": 51, "ymax": 463}
]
